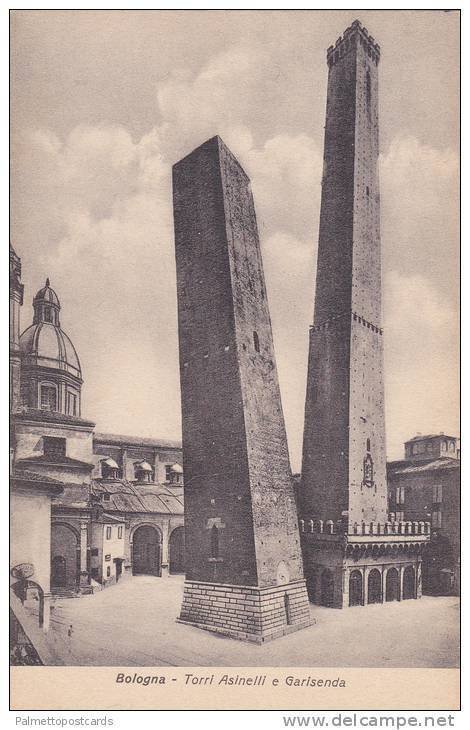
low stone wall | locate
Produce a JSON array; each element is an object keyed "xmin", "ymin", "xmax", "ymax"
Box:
[{"xmin": 178, "ymin": 579, "xmax": 311, "ymax": 643}]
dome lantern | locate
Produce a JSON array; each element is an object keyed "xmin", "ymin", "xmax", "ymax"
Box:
[{"xmin": 33, "ymin": 278, "xmax": 61, "ymax": 326}]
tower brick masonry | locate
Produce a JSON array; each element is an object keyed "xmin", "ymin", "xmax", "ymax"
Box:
[
  {"xmin": 300, "ymin": 21, "xmax": 429, "ymax": 608},
  {"xmin": 173, "ymin": 136, "xmax": 310, "ymax": 641}
]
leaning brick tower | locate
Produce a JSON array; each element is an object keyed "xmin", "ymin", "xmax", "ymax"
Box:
[
  {"xmin": 173, "ymin": 136, "xmax": 310, "ymax": 642},
  {"xmin": 300, "ymin": 21, "xmax": 429, "ymax": 608}
]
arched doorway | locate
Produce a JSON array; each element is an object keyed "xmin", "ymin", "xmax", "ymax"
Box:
[
  {"xmin": 402, "ymin": 565, "xmax": 416, "ymax": 600},
  {"xmin": 51, "ymin": 556, "xmax": 66, "ymax": 587},
  {"xmin": 367, "ymin": 569, "xmax": 382, "ymax": 604},
  {"xmin": 320, "ymin": 569, "xmax": 334, "ymax": 607},
  {"xmin": 132, "ymin": 525, "xmax": 161, "ymax": 576},
  {"xmin": 385, "ymin": 567, "xmax": 400, "ymax": 602},
  {"xmin": 306, "ymin": 570, "xmax": 318, "ymax": 603},
  {"xmin": 169, "ymin": 527, "xmax": 185, "ymax": 574},
  {"xmin": 349, "ymin": 570, "xmax": 363, "ymax": 606},
  {"xmin": 51, "ymin": 523, "xmax": 79, "ymax": 589}
]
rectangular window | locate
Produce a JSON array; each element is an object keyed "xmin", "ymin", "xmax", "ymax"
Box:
[
  {"xmin": 165, "ymin": 465, "xmax": 172, "ymax": 482},
  {"xmin": 67, "ymin": 392, "xmax": 77, "ymax": 416},
  {"xmin": 40, "ymin": 384, "xmax": 57, "ymax": 411},
  {"xmin": 118, "ymin": 526, "xmax": 123, "ymax": 539},
  {"xmin": 106, "ymin": 567, "xmax": 111, "ymax": 577},
  {"xmin": 433, "ymin": 485, "xmax": 443, "ymax": 504},
  {"xmin": 395, "ymin": 486, "xmax": 405, "ymax": 505},
  {"xmin": 43, "ymin": 436, "xmax": 66, "ymax": 460},
  {"xmin": 432, "ymin": 510, "xmax": 442, "ymax": 529},
  {"xmin": 106, "ymin": 526, "xmax": 112, "ymax": 540}
]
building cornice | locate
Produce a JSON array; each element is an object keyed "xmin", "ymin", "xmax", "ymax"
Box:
[{"xmin": 12, "ymin": 409, "xmax": 95, "ymax": 431}]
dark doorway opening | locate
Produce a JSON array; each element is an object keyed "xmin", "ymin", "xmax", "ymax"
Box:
[
  {"xmin": 385, "ymin": 567, "xmax": 400, "ymax": 602},
  {"xmin": 367, "ymin": 568, "xmax": 382, "ymax": 604},
  {"xmin": 115, "ymin": 558, "xmax": 124, "ymax": 583},
  {"xmin": 132, "ymin": 526, "xmax": 161, "ymax": 576},
  {"xmin": 320, "ymin": 569, "xmax": 335, "ymax": 607},
  {"xmin": 306, "ymin": 571, "xmax": 318, "ymax": 603},
  {"xmin": 402, "ymin": 565, "xmax": 416, "ymax": 600},
  {"xmin": 349, "ymin": 570, "xmax": 363, "ymax": 606},
  {"xmin": 169, "ymin": 527, "xmax": 185, "ymax": 574},
  {"xmin": 51, "ymin": 523, "xmax": 79, "ymax": 588},
  {"xmin": 284, "ymin": 593, "xmax": 292, "ymax": 624},
  {"xmin": 51, "ymin": 555, "xmax": 66, "ymax": 588}
]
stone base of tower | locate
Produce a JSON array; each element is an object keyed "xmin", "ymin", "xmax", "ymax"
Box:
[
  {"xmin": 178, "ymin": 579, "xmax": 311, "ymax": 643},
  {"xmin": 300, "ymin": 522, "xmax": 429, "ymax": 609}
]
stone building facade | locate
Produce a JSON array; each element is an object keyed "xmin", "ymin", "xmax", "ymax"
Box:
[
  {"xmin": 10, "ymin": 248, "xmax": 185, "ymax": 613},
  {"xmin": 10, "ymin": 244, "xmax": 67, "ymax": 649},
  {"xmin": 388, "ymin": 434, "xmax": 460, "ymax": 595},
  {"xmin": 299, "ymin": 20, "xmax": 429, "ymax": 607},
  {"xmin": 173, "ymin": 136, "xmax": 310, "ymax": 642},
  {"xmin": 10, "ymin": 243, "xmax": 24, "ymax": 413}
]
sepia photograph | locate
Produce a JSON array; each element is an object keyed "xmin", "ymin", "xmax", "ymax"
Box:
[{"xmin": 9, "ymin": 7, "xmax": 460, "ymax": 711}]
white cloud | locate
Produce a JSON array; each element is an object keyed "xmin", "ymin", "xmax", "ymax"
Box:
[
  {"xmin": 245, "ymin": 133, "xmax": 322, "ymax": 240},
  {"xmin": 384, "ymin": 270, "xmax": 455, "ymax": 334},
  {"xmin": 384, "ymin": 271, "xmax": 459, "ymax": 459},
  {"xmin": 11, "ymin": 41, "xmax": 459, "ymax": 468},
  {"xmin": 156, "ymin": 45, "xmax": 271, "ymax": 153},
  {"xmin": 380, "ymin": 135, "xmax": 459, "ymax": 291}
]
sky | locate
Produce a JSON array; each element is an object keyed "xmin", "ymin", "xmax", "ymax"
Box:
[{"xmin": 10, "ymin": 9, "xmax": 460, "ymax": 470}]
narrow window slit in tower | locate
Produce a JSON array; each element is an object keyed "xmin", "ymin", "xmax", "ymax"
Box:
[
  {"xmin": 366, "ymin": 70, "xmax": 372, "ymax": 110},
  {"xmin": 253, "ymin": 331, "xmax": 260, "ymax": 353},
  {"xmin": 210, "ymin": 524, "xmax": 219, "ymax": 559}
]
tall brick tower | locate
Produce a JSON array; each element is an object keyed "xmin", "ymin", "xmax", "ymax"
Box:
[
  {"xmin": 173, "ymin": 136, "xmax": 310, "ymax": 642},
  {"xmin": 300, "ymin": 21, "xmax": 429, "ymax": 608}
]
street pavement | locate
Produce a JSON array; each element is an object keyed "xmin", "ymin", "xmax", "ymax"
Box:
[{"xmin": 46, "ymin": 575, "xmax": 459, "ymax": 667}]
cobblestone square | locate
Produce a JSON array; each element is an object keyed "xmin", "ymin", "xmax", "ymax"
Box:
[{"xmin": 45, "ymin": 576, "xmax": 459, "ymax": 667}]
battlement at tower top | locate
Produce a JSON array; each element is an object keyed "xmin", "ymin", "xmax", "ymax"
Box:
[{"xmin": 327, "ymin": 19, "xmax": 381, "ymax": 67}]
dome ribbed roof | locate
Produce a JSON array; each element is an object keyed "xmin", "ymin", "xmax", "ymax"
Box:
[
  {"xmin": 20, "ymin": 322, "xmax": 81, "ymax": 379},
  {"xmin": 33, "ymin": 278, "xmax": 60, "ymax": 308}
]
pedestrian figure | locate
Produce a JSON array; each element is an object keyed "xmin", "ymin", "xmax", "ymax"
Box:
[{"xmin": 67, "ymin": 624, "xmax": 74, "ymax": 659}]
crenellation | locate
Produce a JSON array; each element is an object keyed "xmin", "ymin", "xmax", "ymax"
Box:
[{"xmin": 327, "ymin": 20, "xmax": 381, "ymax": 68}]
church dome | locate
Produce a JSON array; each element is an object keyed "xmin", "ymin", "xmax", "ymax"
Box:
[
  {"xmin": 19, "ymin": 278, "xmax": 83, "ymax": 416},
  {"xmin": 20, "ymin": 322, "xmax": 82, "ymax": 379}
]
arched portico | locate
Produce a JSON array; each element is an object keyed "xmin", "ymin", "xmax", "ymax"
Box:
[
  {"xmin": 169, "ymin": 526, "xmax": 185, "ymax": 574},
  {"xmin": 385, "ymin": 567, "xmax": 400, "ymax": 602},
  {"xmin": 367, "ymin": 568, "xmax": 382, "ymax": 604},
  {"xmin": 131, "ymin": 524, "xmax": 162, "ymax": 576},
  {"xmin": 349, "ymin": 569, "xmax": 363, "ymax": 606},
  {"xmin": 320, "ymin": 569, "xmax": 335, "ymax": 607},
  {"xmin": 402, "ymin": 565, "xmax": 416, "ymax": 599},
  {"xmin": 51, "ymin": 522, "xmax": 80, "ymax": 589}
]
